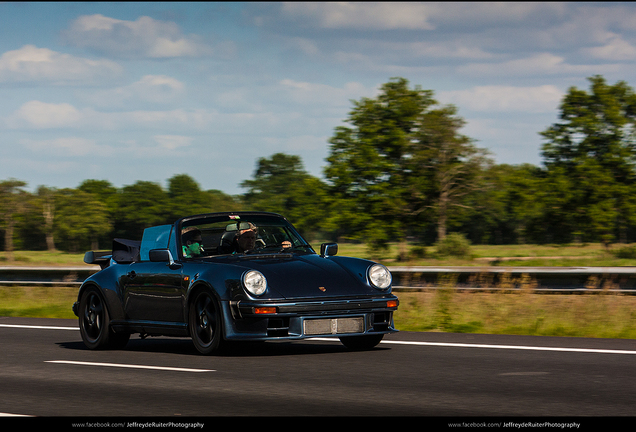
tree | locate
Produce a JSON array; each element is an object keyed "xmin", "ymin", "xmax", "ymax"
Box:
[
  {"xmin": 241, "ymin": 153, "xmax": 307, "ymax": 208},
  {"xmin": 460, "ymin": 164, "xmax": 543, "ymax": 244},
  {"xmin": 77, "ymin": 180, "xmax": 118, "ymax": 249},
  {"xmin": 412, "ymin": 104, "xmax": 491, "ymax": 240},
  {"xmin": 113, "ymin": 181, "xmax": 170, "ymax": 240},
  {"xmin": 36, "ymin": 186, "xmax": 58, "ymax": 251},
  {"xmin": 540, "ymin": 75, "xmax": 636, "ymax": 244},
  {"xmin": 325, "ymin": 78, "xmax": 435, "ymax": 249},
  {"xmin": 324, "ymin": 77, "xmax": 489, "ymax": 252},
  {"xmin": 240, "ymin": 153, "xmax": 327, "ymax": 237},
  {"xmin": 167, "ymin": 174, "xmax": 210, "ymax": 219},
  {"xmin": 0, "ymin": 179, "xmax": 28, "ymax": 261},
  {"xmin": 205, "ymin": 189, "xmax": 243, "ymax": 213},
  {"xmin": 54, "ymin": 189, "xmax": 112, "ymax": 252}
]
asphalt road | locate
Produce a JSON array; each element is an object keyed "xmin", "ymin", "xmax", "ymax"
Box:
[{"xmin": 1, "ymin": 316, "xmax": 635, "ymax": 422}]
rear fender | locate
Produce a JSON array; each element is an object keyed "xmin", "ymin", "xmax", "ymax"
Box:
[
  {"xmin": 77, "ymin": 266, "xmax": 127, "ymax": 322},
  {"xmin": 76, "ymin": 280, "xmax": 126, "ymax": 322}
]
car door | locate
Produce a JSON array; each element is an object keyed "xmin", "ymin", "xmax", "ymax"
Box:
[
  {"xmin": 120, "ymin": 224, "xmax": 186, "ymax": 325},
  {"xmin": 121, "ymin": 261, "xmax": 186, "ymax": 324}
]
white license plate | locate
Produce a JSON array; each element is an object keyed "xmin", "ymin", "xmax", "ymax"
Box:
[{"xmin": 303, "ymin": 317, "xmax": 364, "ymax": 335}]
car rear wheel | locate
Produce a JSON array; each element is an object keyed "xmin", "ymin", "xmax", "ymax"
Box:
[
  {"xmin": 79, "ymin": 287, "xmax": 129, "ymax": 350},
  {"xmin": 189, "ymin": 290, "xmax": 224, "ymax": 355},
  {"xmin": 339, "ymin": 334, "xmax": 384, "ymax": 350}
]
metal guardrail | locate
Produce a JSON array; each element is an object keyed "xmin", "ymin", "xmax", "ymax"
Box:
[
  {"xmin": 387, "ymin": 266, "xmax": 636, "ymax": 294},
  {"xmin": 2, "ymin": 265, "xmax": 636, "ymax": 294},
  {"xmin": 0, "ymin": 266, "xmax": 99, "ymax": 286}
]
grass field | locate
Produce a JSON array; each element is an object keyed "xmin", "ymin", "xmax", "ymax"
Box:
[
  {"xmin": 0, "ymin": 286, "xmax": 79, "ymax": 319},
  {"xmin": 394, "ymin": 290, "xmax": 636, "ymax": 339},
  {"xmin": 2, "ymin": 243, "xmax": 636, "ymax": 339}
]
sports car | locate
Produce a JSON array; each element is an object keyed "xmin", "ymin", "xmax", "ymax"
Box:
[{"xmin": 73, "ymin": 212, "xmax": 399, "ymax": 354}]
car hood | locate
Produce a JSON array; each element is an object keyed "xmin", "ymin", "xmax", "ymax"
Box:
[{"xmin": 228, "ymin": 253, "xmax": 381, "ymax": 300}]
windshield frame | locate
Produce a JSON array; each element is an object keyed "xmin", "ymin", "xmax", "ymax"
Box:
[{"xmin": 176, "ymin": 212, "xmax": 314, "ymax": 260}]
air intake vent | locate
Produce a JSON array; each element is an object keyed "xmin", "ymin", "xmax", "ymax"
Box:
[{"xmin": 267, "ymin": 318, "xmax": 290, "ymax": 337}]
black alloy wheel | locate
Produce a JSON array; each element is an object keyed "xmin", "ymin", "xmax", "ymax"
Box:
[
  {"xmin": 189, "ymin": 290, "xmax": 224, "ymax": 355},
  {"xmin": 79, "ymin": 287, "xmax": 129, "ymax": 350}
]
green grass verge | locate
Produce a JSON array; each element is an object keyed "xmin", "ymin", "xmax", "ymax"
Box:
[
  {"xmin": 394, "ymin": 290, "xmax": 636, "ymax": 339},
  {"xmin": 0, "ymin": 251, "xmax": 86, "ymax": 266},
  {"xmin": 0, "ymin": 286, "xmax": 79, "ymax": 319}
]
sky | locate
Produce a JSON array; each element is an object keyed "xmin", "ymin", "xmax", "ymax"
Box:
[{"xmin": 2, "ymin": 2, "xmax": 636, "ymax": 196}]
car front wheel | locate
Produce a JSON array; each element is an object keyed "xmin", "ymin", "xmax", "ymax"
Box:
[{"xmin": 189, "ymin": 290, "xmax": 224, "ymax": 355}]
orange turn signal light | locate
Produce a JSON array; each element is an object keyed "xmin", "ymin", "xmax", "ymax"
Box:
[
  {"xmin": 386, "ymin": 300, "xmax": 398, "ymax": 308},
  {"xmin": 254, "ymin": 307, "xmax": 277, "ymax": 314}
]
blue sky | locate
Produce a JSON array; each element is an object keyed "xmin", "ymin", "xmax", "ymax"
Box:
[{"xmin": 2, "ymin": 2, "xmax": 636, "ymax": 195}]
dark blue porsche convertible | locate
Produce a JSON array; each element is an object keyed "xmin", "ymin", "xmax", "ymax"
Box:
[{"xmin": 73, "ymin": 212, "xmax": 399, "ymax": 354}]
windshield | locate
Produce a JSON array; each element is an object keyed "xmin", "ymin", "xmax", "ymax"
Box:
[{"xmin": 179, "ymin": 214, "xmax": 313, "ymax": 259}]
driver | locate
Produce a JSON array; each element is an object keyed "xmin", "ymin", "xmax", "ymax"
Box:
[
  {"xmin": 182, "ymin": 227, "xmax": 204, "ymax": 258},
  {"xmin": 235, "ymin": 223, "xmax": 257, "ymax": 253},
  {"xmin": 232, "ymin": 222, "xmax": 293, "ymax": 254}
]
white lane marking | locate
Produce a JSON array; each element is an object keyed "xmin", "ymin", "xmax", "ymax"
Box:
[
  {"xmin": 46, "ymin": 360, "xmax": 214, "ymax": 373},
  {"xmin": 0, "ymin": 324, "xmax": 78, "ymax": 330},
  {"xmin": 5, "ymin": 323, "xmax": 635, "ymax": 356},
  {"xmin": 381, "ymin": 340, "xmax": 636, "ymax": 355},
  {"xmin": 0, "ymin": 413, "xmax": 32, "ymax": 416},
  {"xmin": 310, "ymin": 338, "xmax": 636, "ymax": 355}
]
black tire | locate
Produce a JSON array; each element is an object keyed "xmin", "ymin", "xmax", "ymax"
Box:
[
  {"xmin": 189, "ymin": 290, "xmax": 224, "ymax": 355},
  {"xmin": 339, "ymin": 334, "xmax": 384, "ymax": 350},
  {"xmin": 79, "ymin": 287, "xmax": 129, "ymax": 350}
]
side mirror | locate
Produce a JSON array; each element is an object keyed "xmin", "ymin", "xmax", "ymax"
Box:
[
  {"xmin": 149, "ymin": 249, "xmax": 180, "ymax": 268},
  {"xmin": 320, "ymin": 242, "xmax": 338, "ymax": 257}
]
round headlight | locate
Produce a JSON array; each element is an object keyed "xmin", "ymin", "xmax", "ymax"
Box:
[
  {"xmin": 243, "ymin": 270, "xmax": 267, "ymax": 296},
  {"xmin": 368, "ymin": 264, "xmax": 392, "ymax": 290}
]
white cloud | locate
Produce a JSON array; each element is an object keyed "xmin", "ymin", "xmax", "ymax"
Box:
[
  {"xmin": 440, "ymin": 85, "xmax": 563, "ymax": 113},
  {"xmin": 5, "ymin": 100, "xmax": 206, "ymax": 131},
  {"xmin": 20, "ymin": 137, "xmax": 114, "ymax": 157},
  {"xmin": 399, "ymin": 41, "xmax": 495, "ymax": 60},
  {"xmin": 0, "ymin": 45, "xmax": 122, "ymax": 84},
  {"xmin": 262, "ymin": 2, "xmax": 568, "ymax": 33},
  {"xmin": 279, "ymin": 79, "xmax": 371, "ymax": 106},
  {"xmin": 583, "ymin": 36, "xmax": 636, "ymax": 61},
  {"xmin": 62, "ymin": 14, "xmax": 211, "ymax": 58},
  {"xmin": 280, "ymin": 2, "xmax": 436, "ymax": 30},
  {"xmin": 84, "ymin": 75, "xmax": 185, "ymax": 108},
  {"xmin": 7, "ymin": 101, "xmax": 85, "ymax": 128},
  {"xmin": 153, "ymin": 135, "xmax": 193, "ymax": 150},
  {"xmin": 458, "ymin": 53, "xmax": 616, "ymax": 77},
  {"xmin": 4, "ymin": 100, "xmax": 296, "ymax": 135}
]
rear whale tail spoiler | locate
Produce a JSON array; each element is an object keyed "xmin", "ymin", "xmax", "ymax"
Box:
[
  {"xmin": 83, "ymin": 250, "xmax": 111, "ymax": 269},
  {"xmin": 83, "ymin": 238, "xmax": 141, "ymax": 270}
]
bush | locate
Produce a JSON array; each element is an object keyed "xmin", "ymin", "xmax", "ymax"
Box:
[
  {"xmin": 612, "ymin": 245, "xmax": 636, "ymax": 259},
  {"xmin": 409, "ymin": 245, "xmax": 427, "ymax": 259},
  {"xmin": 435, "ymin": 233, "xmax": 471, "ymax": 258}
]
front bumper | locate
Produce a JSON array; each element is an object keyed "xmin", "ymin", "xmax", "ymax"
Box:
[{"xmin": 224, "ymin": 296, "xmax": 399, "ymax": 340}]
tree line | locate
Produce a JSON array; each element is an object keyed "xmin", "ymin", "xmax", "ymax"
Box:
[{"xmin": 2, "ymin": 75, "xmax": 636, "ymax": 258}]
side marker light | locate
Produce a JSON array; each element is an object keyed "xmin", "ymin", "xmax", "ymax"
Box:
[{"xmin": 254, "ymin": 307, "xmax": 277, "ymax": 314}]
